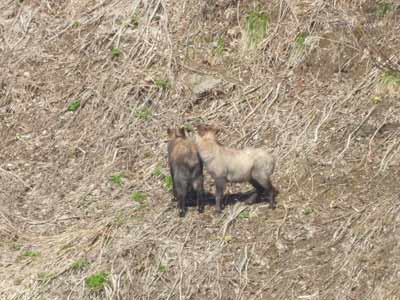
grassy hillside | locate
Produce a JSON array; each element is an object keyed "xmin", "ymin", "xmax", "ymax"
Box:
[{"xmin": 1, "ymin": 0, "xmax": 400, "ymax": 299}]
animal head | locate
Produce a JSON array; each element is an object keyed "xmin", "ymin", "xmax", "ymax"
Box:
[
  {"xmin": 196, "ymin": 124, "xmax": 219, "ymax": 139},
  {"xmin": 167, "ymin": 127, "xmax": 186, "ymax": 140}
]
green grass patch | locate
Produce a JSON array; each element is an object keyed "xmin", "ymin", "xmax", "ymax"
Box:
[
  {"xmin": 114, "ymin": 214, "xmax": 128, "ymax": 226},
  {"xmin": 16, "ymin": 133, "xmax": 31, "ymax": 141},
  {"xmin": 376, "ymin": 1, "xmax": 395, "ymax": 17},
  {"xmin": 111, "ymin": 173, "xmax": 124, "ymax": 186},
  {"xmin": 245, "ymin": 8, "xmax": 269, "ymax": 48},
  {"xmin": 154, "ymin": 79, "xmax": 170, "ymax": 90},
  {"xmin": 158, "ymin": 264, "xmax": 167, "ymax": 273},
  {"xmin": 134, "ymin": 107, "xmax": 152, "ymax": 121},
  {"xmin": 150, "ymin": 167, "xmax": 174, "ymax": 192},
  {"xmin": 22, "ymin": 250, "xmax": 40, "ymax": 257},
  {"xmin": 371, "ymin": 95, "xmax": 382, "ymax": 104},
  {"xmin": 111, "ymin": 47, "xmax": 122, "ymax": 58},
  {"xmin": 37, "ymin": 272, "xmax": 55, "ymax": 284},
  {"xmin": 152, "ymin": 166, "xmax": 163, "ymax": 178},
  {"xmin": 72, "ymin": 21, "xmax": 80, "ymax": 28},
  {"xmin": 379, "ymin": 70, "xmax": 400, "ymax": 86},
  {"xmin": 183, "ymin": 123, "xmax": 194, "ymax": 132},
  {"xmin": 68, "ymin": 100, "xmax": 80, "ymax": 112},
  {"xmin": 163, "ymin": 175, "xmax": 173, "ymax": 192},
  {"xmin": 295, "ymin": 32, "xmax": 308, "ymax": 50},
  {"xmin": 303, "ymin": 207, "xmax": 314, "ymax": 216},
  {"xmin": 71, "ymin": 258, "xmax": 90, "ymax": 271},
  {"xmin": 239, "ymin": 210, "xmax": 250, "ymax": 220},
  {"xmin": 11, "ymin": 243, "xmax": 22, "ymax": 251},
  {"xmin": 215, "ymin": 37, "xmax": 225, "ymax": 56},
  {"xmin": 131, "ymin": 191, "xmax": 147, "ymax": 204},
  {"xmin": 223, "ymin": 235, "xmax": 233, "ymax": 243},
  {"xmin": 130, "ymin": 14, "xmax": 139, "ymax": 28},
  {"xmin": 85, "ymin": 272, "xmax": 109, "ymax": 291}
]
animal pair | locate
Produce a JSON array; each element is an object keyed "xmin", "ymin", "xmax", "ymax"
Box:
[{"xmin": 167, "ymin": 125, "xmax": 276, "ymax": 216}]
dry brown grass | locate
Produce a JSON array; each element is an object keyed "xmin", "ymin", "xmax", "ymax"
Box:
[{"xmin": 1, "ymin": 0, "xmax": 400, "ymax": 299}]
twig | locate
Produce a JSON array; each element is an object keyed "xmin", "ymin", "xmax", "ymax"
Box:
[
  {"xmin": 250, "ymin": 269, "xmax": 283, "ymax": 300},
  {"xmin": 220, "ymin": 204, "xmax": 247, "ymax": 240},
  {"xmin": 242, "ymin": 87, "xmax": 273, "ymax": 125},
  {"xmin": 0, "ymin": 166, "xmax": 30, "ymax": 189},
  {"xmin": 365, "ymin": 112, "xmax": 391, "ymax": 166},
  {"xmin": 313, "ymin": 102, "xmax": 334, "ymax": 143},
  {"xmin": 377, "ymin": 139, "xmax": 400, "ymax": 174},
  {"xmin": 335, "ymin": 105, "xmax": 377, "ymax": 160},
  {"xmin": 275, "ymin": 200, "xmax": 289, "ymax": 240}
]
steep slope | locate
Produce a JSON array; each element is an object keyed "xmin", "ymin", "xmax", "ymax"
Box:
[{"xmin": 1, "ymin": 1, "xmax": 400, "ymax": 299}]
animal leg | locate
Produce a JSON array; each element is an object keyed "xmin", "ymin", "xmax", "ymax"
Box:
[
  {"xmin": 263, "ymin": 179, "xmax": 275, "ymax": 208},
  {"xmin": 172, "ymin": 185, "xmax": 178, "ymax": 202},
  {"xmin": 170, "ymin": 167, "xmax": 177, "ymax": 202},
  {"xmin": 175, "ymin": 183, "xmax": 188, "ymax": 217},
  {"xmin": 248, "ymin": 178, "xmax": 264, "ymax": 204},
  {"xmin": 192, "ymin": 176, "xmax": 204, "ymax": 213},
  {"xmin": 251, "ymin": 177, "xmax": 275, "ymax": 208},
  {"xmin": 245, "ymin": 192, "xmax": 259, "ymax": 205},
  {"xmin": 268, "ymin": 180, "xmax": 277, "ymax": 209},
  {"xmin": 177, "ymin": 192, "xmax": 187, "ymax": 217},
  {"xmin": 215, "ymin": 177, "xmax": 226, "ymax": 213}
]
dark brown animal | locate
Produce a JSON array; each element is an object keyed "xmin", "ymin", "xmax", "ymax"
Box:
[
  {"xmin": 167, "ymin": 127, "xmax": 204, "ymax": 217},
  {"xmin": 195, "ymin": 125, "xmax": 276, "ymax": 213}
]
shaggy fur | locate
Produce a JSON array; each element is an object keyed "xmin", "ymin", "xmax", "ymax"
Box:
[
  {"xmin": 167, "ymin": 127, "xmax": 204, "ymax": 217},
  {"xmin": 195, "ymin": 125, "xmax": 276, "ymax": 213}
]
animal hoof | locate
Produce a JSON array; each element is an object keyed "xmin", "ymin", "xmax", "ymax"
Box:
[
  {"xmin": 179, "ymin": 210, "xmax": 185, "ymax": 217},
  {"xmin": 245, "ymin": 198, "xmax": 254, "ymax": 205},
  {"xmin": 245, "ymin": 194, "xmax": 258, "ymax": 205},
  {"xmin": 198, "ymin": 207, "xmax": 204, "ymax": 214}
]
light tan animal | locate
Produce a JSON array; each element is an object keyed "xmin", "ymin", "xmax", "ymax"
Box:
[{"xmin": 195, "ymin": 125, "xmax": 276, "ymax": 213}]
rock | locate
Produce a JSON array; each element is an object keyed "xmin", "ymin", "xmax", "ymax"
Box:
[{"xmin": 189, "ymin": 74, "xmax": 222, "ymax": 99}]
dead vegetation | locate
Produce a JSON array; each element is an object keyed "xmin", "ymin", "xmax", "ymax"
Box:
[{"xmin": 1, "ymin": 0, "xmax": 400, "ymax": 299}]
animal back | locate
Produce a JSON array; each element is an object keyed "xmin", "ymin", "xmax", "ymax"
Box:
[{"xmin": 171, "ymin": 141, "xmax": 200, "ymax": 168}]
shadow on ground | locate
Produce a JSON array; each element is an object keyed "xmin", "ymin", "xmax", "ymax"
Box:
[{"xmin": 182, "ymin": 183, "xmax": 280, "ymax": 209}]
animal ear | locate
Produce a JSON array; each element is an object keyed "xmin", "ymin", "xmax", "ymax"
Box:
[
  {"xmin": 178, "ymin": 127, "xmax": 186, "ymax": 137},
  {"xmin": 209, "ymin": 123, "xmax": 222, "ymax": 135},
  {"xmin": 210, "ymin": 126, "xmax": 218, "ymax": 134},
  {"xmin": 167, "ymin": 128, "xmax": 174, "ymax": 138},
  {"xmin": 196, "ymin": 124, "xmax": 206, "ymax": 136},
  {"xmin": 215, "ymin": 127, "xmax": 222, "ymax": 134}
]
